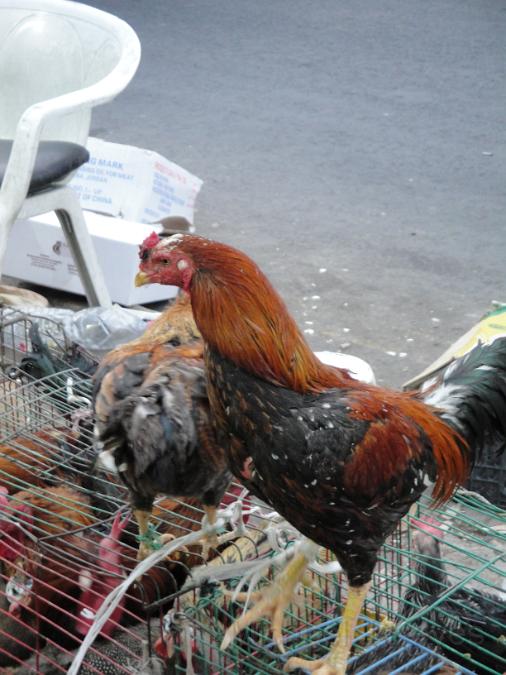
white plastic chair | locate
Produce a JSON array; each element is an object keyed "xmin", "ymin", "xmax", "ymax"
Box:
[{"xmin": 0, "ymin": 0, "xmax": 141, "ymax": 306}]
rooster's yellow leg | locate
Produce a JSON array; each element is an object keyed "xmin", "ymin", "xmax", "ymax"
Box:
[
  {"xmin": 134, "ymin": 509, "xmax": 153, "ymax": 561},
  {"xmin": 201, "ymin": 503, "xmax": 253, "ymax": 557},
  {"xmin": 221, "ymin": 551, "xmax": 310, "ymax": 652},
  {"xmin": 200, "ymin": 505, "xmax": 219, "ymax": 560},
  {"xmin": 284, "ymin": 582, "xmax": 371, "ymax": 675}
]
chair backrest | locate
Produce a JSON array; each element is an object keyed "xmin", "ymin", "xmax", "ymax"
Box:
[{"xmin": 0, "ymin": 1, "xmax": 134, "ymax": 143}]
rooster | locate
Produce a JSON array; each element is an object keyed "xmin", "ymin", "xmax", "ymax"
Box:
[
  {"xmin": 13, "ymin": 323, "xmax": 97, "ymax": 382},
  {"xmin": 135, "ymin": 232, "xmax": 506, "ymax": 675},
  {"xmin": 9, "ymin": 323, "xmax": 96, "ymax": 409},
  {"xmin": 92, "ymin": 291, "xmax": 232, "ymax": 559}
]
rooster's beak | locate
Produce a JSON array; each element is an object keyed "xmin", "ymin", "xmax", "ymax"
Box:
[{"xmin": 135, "ymin": 271, "xmax": 149, "ymax": 287}]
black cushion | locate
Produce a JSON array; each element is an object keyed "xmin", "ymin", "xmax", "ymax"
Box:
[{"xmin": 0, "ymin": 139, "xmax": 89, "ymax": 195}]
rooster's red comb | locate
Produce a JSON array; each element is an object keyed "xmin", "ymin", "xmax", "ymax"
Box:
[{"xmin": 139, "ymin": 231, "xmax": 161, "ymax": 258}]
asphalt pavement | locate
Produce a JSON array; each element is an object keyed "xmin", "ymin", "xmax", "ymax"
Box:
[{"xmin": 29, "ymin": 1, "xmax": 506, "ymax": 386}]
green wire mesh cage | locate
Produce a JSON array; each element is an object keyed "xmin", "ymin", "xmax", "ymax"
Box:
[
  {"xmin": 167, "ymin": 488, "xmax": 506, "ymax": 674},
  {"xmin": 466, "ymin": 440, "xmax": 506, "ymax": 510}
]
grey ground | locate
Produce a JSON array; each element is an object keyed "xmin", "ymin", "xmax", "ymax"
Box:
[{"xmin": 10, "ymin": 0, "xmax": 506, "ymax": 387}]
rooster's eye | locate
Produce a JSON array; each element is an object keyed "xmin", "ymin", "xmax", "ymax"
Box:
[
  {"xmin": 161, "ymin": 259, "xmax": 171, "ymax": 266},
  {"xmin": 140, "ymin": 249, "xmax": 149, "ymax": 262}
]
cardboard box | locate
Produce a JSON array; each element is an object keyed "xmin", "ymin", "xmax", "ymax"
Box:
[
  {"xmin": 4, "ymin": 211, "xmax": 178, "ymax": 306},
  {"xmin": 5, "ymin": 140, "xmax": 202, "ymax": 305},
  {"xmin": 69, "ymin": 138, "xmax": 203, "ymax": 223}
]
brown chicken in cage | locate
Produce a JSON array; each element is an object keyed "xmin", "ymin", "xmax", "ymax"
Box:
[
  {"xmin": 93, "ymin": 290, "xmax": 232, "ymax": 561},
  {"xmin": 0, "ymin": 483, "xmax": 95, "ymax": 665},
  {"xmin": 0, "ymin": 429, "xmax": 74, "ymax": 493},
  {"xmin": 0, "ymin": 296, "xmax": 237, "ymax": 670},
  {"xmin": 0, "ymin": 479, "xmax": 215, "ymax": 669},
  {"xmin": 74, "ymin": 496, "xmax": 209, "ymax": 639}
]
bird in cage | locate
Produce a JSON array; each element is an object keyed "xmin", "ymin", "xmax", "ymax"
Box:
[
  {"xmin": 75, "ymin": 510, "xmax": 131, "ymax": 639},
  {"xmin": 0, "ymin": 483, "xmax": 95, "ymax": 661},
  {"xmin": 93, "ymin": 292, "xmax": 232, "ymax": 561},
  {"xmin": 74, "ymin": 495, "xmax": 213, "ymax": 643},
  {"xmin": 0, "ymin": 428, "xmax": 76, "ymax": 492}
]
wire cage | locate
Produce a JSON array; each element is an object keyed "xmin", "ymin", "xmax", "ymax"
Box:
[
  {"xmin": 0, "ymin": 367, "xmax": 214, "ymax": 673},
  {"xmin": 0, "ymin": 308, "xmax": 96, "ymax": 375},
  {"xmin": 0, "ymin": 309, "xmax": 504, "ymax": 674},
  {"xmin": 166, "ymin": 490, "xmax": 505, "ymax": 675},
  {"xmin": 0, "ymin": 307, "xmax": 97, "ymax": 430},
  {"xmin": 466, "ymin": 440, "xmax": 506, "ymax": 510}
]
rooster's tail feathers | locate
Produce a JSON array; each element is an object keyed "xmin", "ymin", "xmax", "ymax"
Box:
[{"xmin": 422, "ymin": 337, "xmax": 506, "ymax": 464}]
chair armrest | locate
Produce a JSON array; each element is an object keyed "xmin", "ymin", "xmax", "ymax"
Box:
[{"xmin": 0, "ymin": 14, "xmax": 140, "ymax": 216}]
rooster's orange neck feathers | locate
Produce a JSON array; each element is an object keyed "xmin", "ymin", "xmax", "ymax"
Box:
[{"xmin": 176, "ymin": 237, "xmax": 353, "ymax": 393}]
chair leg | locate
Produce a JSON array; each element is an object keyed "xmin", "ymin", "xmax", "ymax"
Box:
[
  {"xmin": 0, "ymin": 205, "xmax": 16, "ymax": 281},
  {"xmin": 55, "ymin": 190, "xmax": 112, "ymax": 307}
]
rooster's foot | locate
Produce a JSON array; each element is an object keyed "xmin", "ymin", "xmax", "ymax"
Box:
[
  {"xmin": 221, "ymin": 551, "xmax": 310, "ymax": 652},
  {"xmin": 284, "ymin": 656, "xmax": 343, "ymax": 674},
  {"xmin": 135, "ymin": 508, "xmax": 155, "ymax": 561},
  {"xmin": 286, "ymin": 582, "xmax": 371, "ymax": 675},
  {"xmin": 136, "ymin": 523, "xmax": 161, "ymax": 561},
  {"xmin": 137, "ymin": 532, "xmax": 188, "ymax": 561},
  {"xmin": 200, "ymin": 529, "xmax": 218, "ymax": 561},
  {"xmin": 200, "ymin": 505, "xmax": 227, "ymax": 560},
  {"xmin": 379, "ymin": 616, "xmax": 395, "ymax": 633},
  {"xmin": 137, "ymin": 541, "xmax": 154, "ymax": 561}
]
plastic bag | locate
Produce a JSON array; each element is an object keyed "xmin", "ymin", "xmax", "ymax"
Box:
[{"xmin": 65, "ymin": 305, "xmax": 147, "ymax": 357}]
